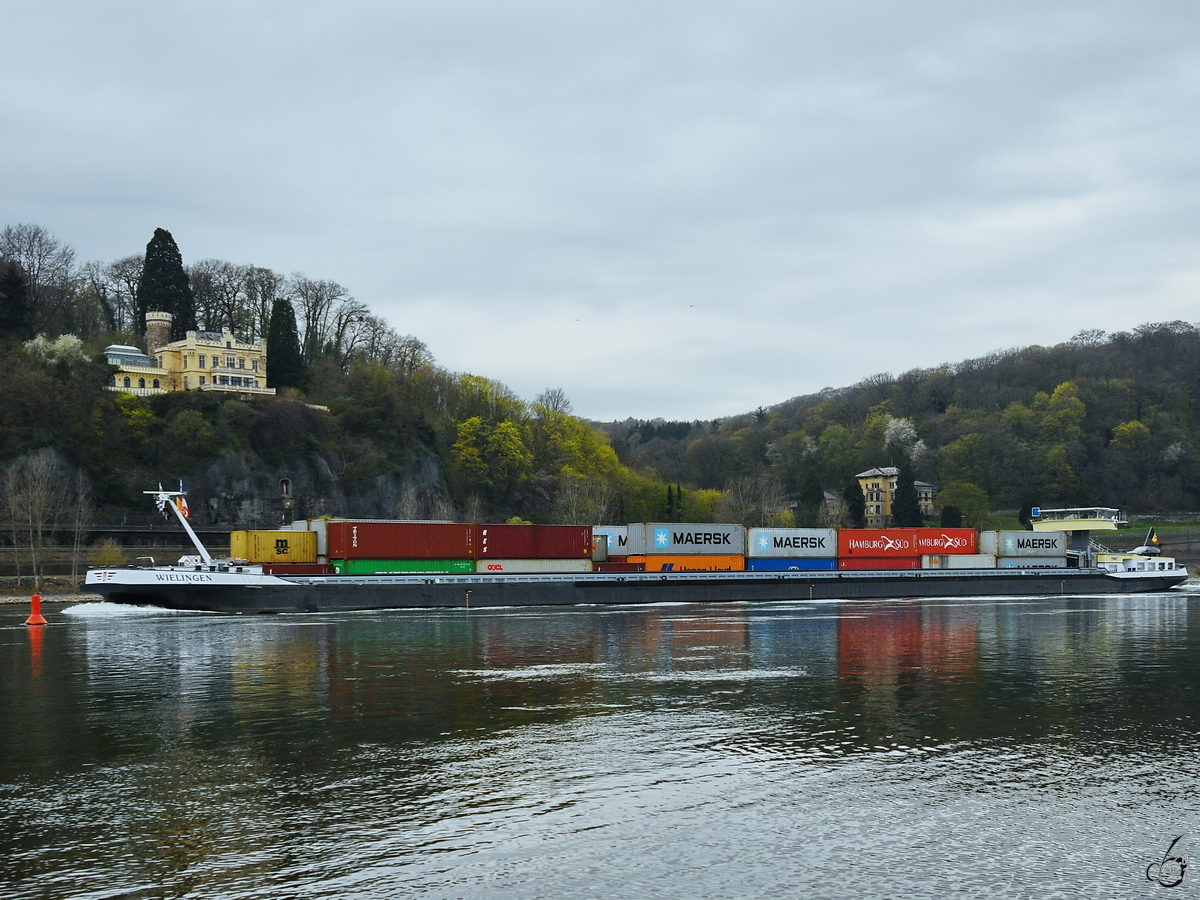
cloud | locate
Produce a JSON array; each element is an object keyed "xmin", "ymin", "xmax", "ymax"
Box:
[{"xmin": 4, "ymin": 0, "xmax": 1200, "ymax": 419}]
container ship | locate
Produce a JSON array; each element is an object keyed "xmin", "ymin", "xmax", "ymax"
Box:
[{"xmin": 82, "ymin": 489, "xmax": 1189, "ymax": 613}]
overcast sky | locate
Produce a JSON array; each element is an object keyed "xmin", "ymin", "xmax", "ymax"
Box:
[{"xmin": 5, "ymin": 1, "xmax": 1200, "ymax": 420}]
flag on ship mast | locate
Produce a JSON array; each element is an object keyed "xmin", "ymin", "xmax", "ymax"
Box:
[
  {"xmin": 176, "ymin": 481, "xmax": 190, "ymax": 519},
  {"xmin": 1147, "ymin": 527, "xmax": 1160, "ymax": 547}
]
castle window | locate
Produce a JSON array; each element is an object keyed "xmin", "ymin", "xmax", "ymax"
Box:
[
  {"xmin": 153, "ymin": 379, "xmax": 160, "ymax": 389},
  {"xmin": 226, "ymin": 356, "xmax": 235, "ymax": 367},
  {"xmin": 252, "ymin": 359, "xmax": 259, "ymax": 371},
  {"xmin": 123, "ymin": 377, "xmax": 130, "ymax": 387},
  {"xmin": 200, "ymin": 376, "xmax": 206, "ymax": 385},
  {"xmin": 199, "ymin": 354, "xmax": 206, "ymax": 368},
  {"xmin": 238, "ymin": 358, "xmax": 245, "ymax": 369},
  {"xmin": 109, "ymin": 376, "xmax": 116, "ymax": 387},
  {"xmin": 138, "ymin": 378, "xmax": 145, "ymax": 388}
]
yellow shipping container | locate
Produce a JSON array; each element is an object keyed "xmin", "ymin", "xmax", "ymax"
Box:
[
  {"xmin": 230, "ymin": 530, "xmax": 318, "ymax": 564},
  {"xmin": 627, "ymin": 554, "xmax": 744, "ymax": 573}
]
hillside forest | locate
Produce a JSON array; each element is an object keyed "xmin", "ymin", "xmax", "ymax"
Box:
[{"xmin": 2, "ymin": 222, "xmax": 1200, "ymax": 541}]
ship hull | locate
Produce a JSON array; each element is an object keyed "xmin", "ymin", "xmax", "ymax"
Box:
[{"xmin": 87, "ymin": 566, "xmax": 1190, "ymax": 614}]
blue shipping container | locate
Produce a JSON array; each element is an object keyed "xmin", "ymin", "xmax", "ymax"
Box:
[{"xmin": 745, "ymin": 558, "xmax": 838, "ymax": 572}]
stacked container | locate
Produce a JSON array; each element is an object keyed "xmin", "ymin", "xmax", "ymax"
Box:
[
  {"xmin": 631, "ymin": 555, "xmax": 745, "ymax": 572},
  {"xmin": 592, "ymin": 525, "xmax": 630, "ymax": 558},
  {"xmin": 746, "ymin": 528, "xmax": 837, "ymax": 571},
  {"xmin": 837, "ymin": 528, "xmax": 919, "ymax": 570},
  {"xmin": 312, "ymin": 520, "xmax": 596, "ymax": 574},
  {"xmin": 921, "ymin": 554, "xmax": 996, "ymax": 569},
  {"xmin": 839, "ymin": 528, "xmax": 978, "ymax": 570},
  {"xmin": 231, "ymin": 530, "xmax": 318, "ymax": 564},
  {"xmin": 626, "ymin": 523, "xmax": 746, "ymax": 572},
  {"xmin": 326, "ymin": 521, "xmax": 476, "ymax": 574},
  {"xmin": 980, "ymin": 531, "xmax": 1068, "ymax": 568},
  {"xmin": 472, "ymin": 524, "xmax": 593, "ymax": 573}
]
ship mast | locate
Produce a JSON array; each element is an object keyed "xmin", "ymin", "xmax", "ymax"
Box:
[{"xmin": 145, "ymin": 486, "xmax": 214, "ymax": 564}]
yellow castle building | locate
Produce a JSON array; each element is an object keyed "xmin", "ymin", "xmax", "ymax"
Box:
[
  {"xmin": 106, "ymin": 311, "xmax": 275, "ymax": 397},
  {"xmin": 856, "ymin": 466, "xmax": 936, "ymax": 527}
]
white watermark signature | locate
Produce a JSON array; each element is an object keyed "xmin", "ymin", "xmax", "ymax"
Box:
[{"xmin": 1147, "ymin": 835, "xmax": 1189, "ymax": 888}]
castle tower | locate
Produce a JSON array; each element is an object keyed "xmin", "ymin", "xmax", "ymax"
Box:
[{"xmin": 145, "ymin": 311, "xmax": 173, "ymax": 356}]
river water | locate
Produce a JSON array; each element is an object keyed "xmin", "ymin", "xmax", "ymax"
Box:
[{"xmin": 3, "ymin": 593, "xmax": 1199, "ymax": 899}]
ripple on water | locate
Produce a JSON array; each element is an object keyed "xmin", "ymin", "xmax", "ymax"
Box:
[{"xmin": 3, "ymin": 596, "xmax": 1199, "ymax": 899}]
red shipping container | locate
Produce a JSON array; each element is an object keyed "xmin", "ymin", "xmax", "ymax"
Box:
[
  {"xmin": 261, "ymin": 563, "xmax": 334, "ymax": 575},
  {"xmin": 327, "ymin": 522, "xmax": 474, "ymax": 560},
  {"xmin": 474, "ymin": 524, "xmax": 592, "ymax": 559},
  {"xmin": 838, "ymin": 557, "xmax": 921, "ymax": 570},
  {"xmin": 913, "ymin": 528, "xmax": 977, "ymax": 554},
  {"xmin": 837, "ymin": 529, "xmax": 919, "ymax": 557},
  {"xmin": 474, "ymin": 524, "xmax": 533, "ymax": 558},
  {"xmin": 534, "ymin": 525, "xmax": 592, "ymax": 558},
  {"xmin": 594, "ymin": 561, "xmax": 646, "ymax": 572}
]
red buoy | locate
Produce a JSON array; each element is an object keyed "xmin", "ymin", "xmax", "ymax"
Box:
[{"xmin": 25, "ymin": 593, "xmax": 47, "ymax": 626}]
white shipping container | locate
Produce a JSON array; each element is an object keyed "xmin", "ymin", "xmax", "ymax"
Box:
[
  {"xmin": 310, "ymin": 519, "xmax": 328, "ymax": 560},
  {"xmin": 747, "ymin": 528, "xmax": 837, "ymax": 558},
  {"xmin": 592, "ymin": 526, "xmax": 629, "ymax": 554},
  {"xmin": 475, "ymin": 559, "xmax": 594, "ymax": 574},
  {"xmin": 980, "ymin": 531, "xmax": 1068, "ymax": 557},
  {"xmin": 978, "ymin": 531, "xmax": 996, "ymax": 555},
  {"xmin": 921, "ymin": 554, "xmax": 996, "ymax": 569},
  {"xmin": 626, "ymin": 523, "xmax": 746, "ymax": 555},
  {"xmin": 998, "ymin": 557, "xmax": 1068, "ymax": 568}
]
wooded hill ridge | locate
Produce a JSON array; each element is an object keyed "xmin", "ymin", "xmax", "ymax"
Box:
[
  {"xmin": 604, "ymin": 321, "xmax": 1200, "ymax": 520},
  {"xmin": 1, "ymin": 222, "xmax": 1197, "ymax": 528}
]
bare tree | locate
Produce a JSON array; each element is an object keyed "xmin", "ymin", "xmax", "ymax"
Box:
[
  {"xmin": 716, "ymin": 474, "xmax": 787, "ymax": 527},
  {"xmin": 327, "ymin": 297, "xmax": 371, "ymax": 367},
  {"xmin": 392, "ymin": 334, "xmax": 434, "ymax": 375},
  {"xmin": 188, "ymin": 259, "xmax": 248, "ymax": 334},
  {"xmin": 0, "ymin": 224, "xmax": 76, "ymax": 333},
  {"xmin": 535, "ymin": 388, "xmax": 573, "ymax": 416},
  {"xmin": 288, "ymin": 275, "xmax": 349, "ymax": 363},
  {"xmin": 462, "ymin": 494, "xmax": 485, "ymax": 524},
  {"xmin": 105, "ymin": 255, "xmax": 144, "ymax": 335},
  {"xmin": 1, "ymin": 449, "xmax": 74, "ymax": 590},
  {"xmin": 553, "ymin": 473, "xmax": 615, "ymax": 525},
  {"xmin": 243, "ymin": 266, "xmax": 285, "ymax": 342},
  {"xmin": 69, "ymin": 469, "xmax": 94, "ymax": 583}
]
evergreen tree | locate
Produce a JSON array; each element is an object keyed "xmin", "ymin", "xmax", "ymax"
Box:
[
  {"xmin": 940, "ymin": 505, "xmax": 963, "ymax": 528},
  {"xmin": 843, "ymin": 477, "xmax": 866, "ymax": 528},
  {"xmin": 266, "ymin": 298, "xmax": 307, "ymax": 390},
  {"xmin": 136, "ymin": 228, "xmax": 197, "ymax": 341},
  {"xmin": 1018, "ymin": 504, "xmax": 1034, "ymax": 530},
  {"xmin": 796, "ymin": 470, "xmax": 824, "ymax": 526},
  {"xmin": 892, "ymin": 467, "xmax": 924, "ymax": 527},
  {"xmin": 0, "ymin": 261, "xmax": 32, "ymax": 341}
]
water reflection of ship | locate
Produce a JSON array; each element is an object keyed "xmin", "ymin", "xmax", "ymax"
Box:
[
  {"xmin": 838, "ymin": 603, "xmax": 979, "ymax": 688},
  {"xmin": 479, "ymin": 607, "xmax": 752, "ymax": 669}
]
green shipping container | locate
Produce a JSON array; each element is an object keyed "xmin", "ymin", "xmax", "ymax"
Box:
[{"xmin": 330, "ymin": 559, "xmax": 475, "ymax": 575}]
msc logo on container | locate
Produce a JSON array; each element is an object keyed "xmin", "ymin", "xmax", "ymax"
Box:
[{"xmin": 275, "ymin": 539, "xmax": 290, "ymax": 555}]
